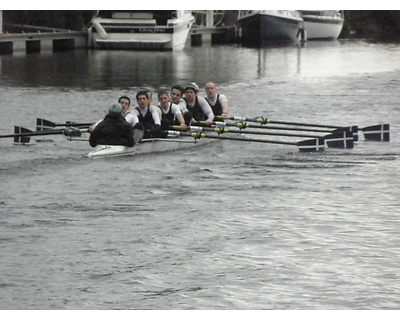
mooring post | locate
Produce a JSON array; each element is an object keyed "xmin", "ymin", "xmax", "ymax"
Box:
[{"xmin": 206, "ymin": 10, "xmax": 214, "ymax": 28}]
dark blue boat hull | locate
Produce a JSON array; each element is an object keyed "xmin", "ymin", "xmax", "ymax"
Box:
[{"xmin": 238, "ymin": 13, "xmax": 302, "ymax": 45}]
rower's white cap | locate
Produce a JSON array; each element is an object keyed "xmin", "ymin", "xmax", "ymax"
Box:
[
  {"xmin": 109, "ymin": 103, "xmax": 122, "ymax": 114},
  {"xmin": 185, "ymin": 82, "xmax": 199, "ymax": 92}
]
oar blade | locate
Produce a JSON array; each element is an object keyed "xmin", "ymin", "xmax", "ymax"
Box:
[
  {"xmin": 14, "ymin": 126, "xmax": 31, "ymax": 144},
  {"xmin": 362, "ymin": 124, "xmax": 390, "ymax": 141},
  {"xmin": 297, "ymin": 138, "xmax": 325, "ymax": 152},
  {"xmin": 36, "ymin": 118, "xmax": 56, "ymax": 131},
  {"xmin": 348, "ymin": 125, "xmax": 358, "ymax": 142},
  {"xmin": 324, "ymin": 130, "xmax": 354, "ymax": 149}
]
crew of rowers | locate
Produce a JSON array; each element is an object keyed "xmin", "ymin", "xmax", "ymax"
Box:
[{"xmin": 89, "ymin": 82, "xmax": 229, "ymax": 148}]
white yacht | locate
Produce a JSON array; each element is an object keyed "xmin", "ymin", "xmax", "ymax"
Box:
[
  {"xmin": 301, "ymin": 10, "xmax": 344, "ymax": 40},
  {"xmin": 88, "ymin": 10, "xmax": 195, "ymax": 51}
]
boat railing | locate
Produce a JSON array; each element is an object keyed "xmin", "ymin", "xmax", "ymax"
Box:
[
  {"xmin": 301, "ymin": 10, "xmax": 344, "ymax": 20},
  {"xmin": 238, "ymin": 10, "xmax": 302, "ymax": 20},
  {"xmin": 192, "ymin": 10, "xmax": 226, "ymax": 27}
]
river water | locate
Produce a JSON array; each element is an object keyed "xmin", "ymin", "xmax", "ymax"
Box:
[{"xmin": 0, "ymin": 40, "xmax": 400, "ymax": 311}]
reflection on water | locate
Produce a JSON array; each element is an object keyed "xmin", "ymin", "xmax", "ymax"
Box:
[
  {"xmin": 0, "ymin": 49, "xmax": 192, "ymax": 89},
  {"xmin": 87, "ymin": 49, "xmax": 192, "ymax": 89},
  {"xmin": 0, "ymin": 45, "xmax": 304, "ymax": 89},
  {"xmin": 256, "ymin": 45, "xmax": 303, "ymax": 78},
  {"xmin": 1, "ymin": 40, "xmax": 400, "ymax": 90}
]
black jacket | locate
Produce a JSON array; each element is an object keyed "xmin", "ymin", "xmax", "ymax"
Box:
[{"xmin": 89, "ymin": 113, "xmax": 134, "ymax": 147}]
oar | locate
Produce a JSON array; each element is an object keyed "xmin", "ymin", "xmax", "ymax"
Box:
[
  {"xmin": 1, "ymin": 126, "xmax": 86, "ymax": 144},
  {"xmin": 361, "ymin": 124, "xmax": 390, "ymax": 141},
  {"xmin": 192, "ymin": 121, "xmax": 353, "ymax": 149},
  {"xmin": 194, "ymin": 120, "xmax": 336, "ymax": 133},
  {"xmin": 215, "ymin": 116, "xmax": 359, "ymax": 141},
  {"xmin": 174, "ymin": 125, "xmax": 321, "ymax": 139},
  {"xmin": 36, "ymin": 118, "xmax": 94, "ymax": 131},
  {"xmin": 216, "ymin": 116, "xmax": 390, "ymax": 142},
  {"xmin": 215, "ymin": 115, "xmax": 345, "ymax": 129},
  {"xmin": 172, "ymin": 126, "xmax": 353, "ymax": 149},
  {"xmin": 166, "ymin": 130, "xmax": 325, "ymax": 152},
  {"xmin": 206, "ymin": 126, "xmax": 354, "ymax": 149}
]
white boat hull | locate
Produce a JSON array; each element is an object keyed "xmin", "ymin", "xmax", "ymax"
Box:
[
  {"xmin": 87, "ymin": 136, "xmax": 209, "ymax": 158},
  {"xmin": 89, "ymin": 11, "xmax": 195, "ymax": 51},
  {"xmin": 302, "ymin": 11, "xmax": 344, "ymax": 40}
]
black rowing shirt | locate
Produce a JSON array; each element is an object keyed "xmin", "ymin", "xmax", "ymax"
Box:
[
  {"xmin": 184, "ymin": 97, "xmax": 206, "ymax": 121},
  {"xmin": 158, "ymin": 103, "xmax": 175, "ymax": 123},
  {"xmin": 136, "ymin": 106, "xmax": 155, "ymax": 126},
  {"xmin": 205, "ymin": 94, "xmax": 223, "ymax": 116}
]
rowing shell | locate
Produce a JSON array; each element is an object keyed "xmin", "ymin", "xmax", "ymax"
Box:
[{"xmin": 87, "ymin": 135, "xmax": 209, "ymax": 158}]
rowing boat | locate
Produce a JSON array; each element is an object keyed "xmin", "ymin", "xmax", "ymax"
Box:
[
  {"xmin": 2, "ymin": 117, "xmax": 390, "ymax": 158},
  {"xmin": 87, "ymin": 134, "xmax": 209, "ymax": 158}
]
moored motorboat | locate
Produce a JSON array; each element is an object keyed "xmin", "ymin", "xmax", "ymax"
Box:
[
  {"xmin": 88, "ymin": 10, "xmax": 195, "ymax": 51},
  {"xmin": 237, "ymin": 10, "xmax": 304, "ymax": 46},
  {"xmin": 301, "ymin": 10, "xmax": 344, "ymax": 40}
]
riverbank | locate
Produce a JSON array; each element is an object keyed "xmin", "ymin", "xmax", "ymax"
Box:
[
  {"xmin": 3, "ymin": 11, "xmax": 400, "ymax": 41},
  {"xmin": 340, "ymin": 11, "xmax": 400, "ymax": 40}
]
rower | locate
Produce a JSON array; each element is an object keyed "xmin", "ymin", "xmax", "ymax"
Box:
[
  {"xmin": 89, "ymin": 103, "xmax": 134, "ymax": 148},
  {"xmin": 157, "ymin": 89, "xmax": 187, "ymax": 131},
  {"xmin": 170, "ymin": 84, "xmax": 192, "ymax": 126},
  {"xmin": 132, "ymin": 90, "xmax": 162, "ymax": 138},
  {"xmin": 183, "ymin": 82, "xmax": 214, "ymax": 125},
  {"xmin": 171, "ymin": 84, "xmax": 187, "ymax": 113},
  {"xmin": 204, "ymin": 82, "xmax": 229, "ymax": 119},
  {"xmin": 119, "ymin": 95, "xmax": 144, "ymax": 144}
]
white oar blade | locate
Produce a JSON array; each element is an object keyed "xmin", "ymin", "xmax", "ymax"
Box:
[{"xmin": 362, "ymin": 124, "xmax": 390, "ymax": 141}]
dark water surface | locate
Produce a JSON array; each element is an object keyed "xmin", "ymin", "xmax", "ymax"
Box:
[{"xmin": 1, "ymin": 40, "xmax": 400, "ymax": 310}]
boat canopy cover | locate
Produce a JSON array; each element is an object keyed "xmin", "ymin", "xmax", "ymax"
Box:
[{"xmin": 97, "ymin": 10, "xmax": 176, "ymax": 20}]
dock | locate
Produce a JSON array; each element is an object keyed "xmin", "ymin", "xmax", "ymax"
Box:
[
  {"xmin": 0, "ymin": 11, "xmax": 237, "ymax": 55},
  {"xmin": 0, "ymin": 30, "xmax": 87, "ymax": 54},
  {"xmin": 0, "ymin": 27, "xmax": 236, "ymax": 54},
  {"xmin": 190, "ymin": 26, "xmax": 237, "ymax": 46}
]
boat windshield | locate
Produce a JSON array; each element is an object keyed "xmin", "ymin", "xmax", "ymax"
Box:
[
  {"xmin": 97, "ymin": 10, "xmax": 175, "ymax": 20},
  {"xmin": 301, "ymin": 10, "xmax": 343, "ymax": 19}
]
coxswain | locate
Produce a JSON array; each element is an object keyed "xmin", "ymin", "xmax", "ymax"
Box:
[
  {"xmin": 89, "ymin": 95, "xmax": 139, "ymax": 131},
  {"xmin": 89, "ymin": 103, "xmax": 134, "ymax": 148}
]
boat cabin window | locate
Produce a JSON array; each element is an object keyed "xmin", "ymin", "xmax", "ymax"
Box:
[
  {"xmin": 113, "ymin": 12, "xmax": 153, "ymax": 19},
  {"xmin": 97, "ymin": 10, "xmax": 174, "ymax": 25}
]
